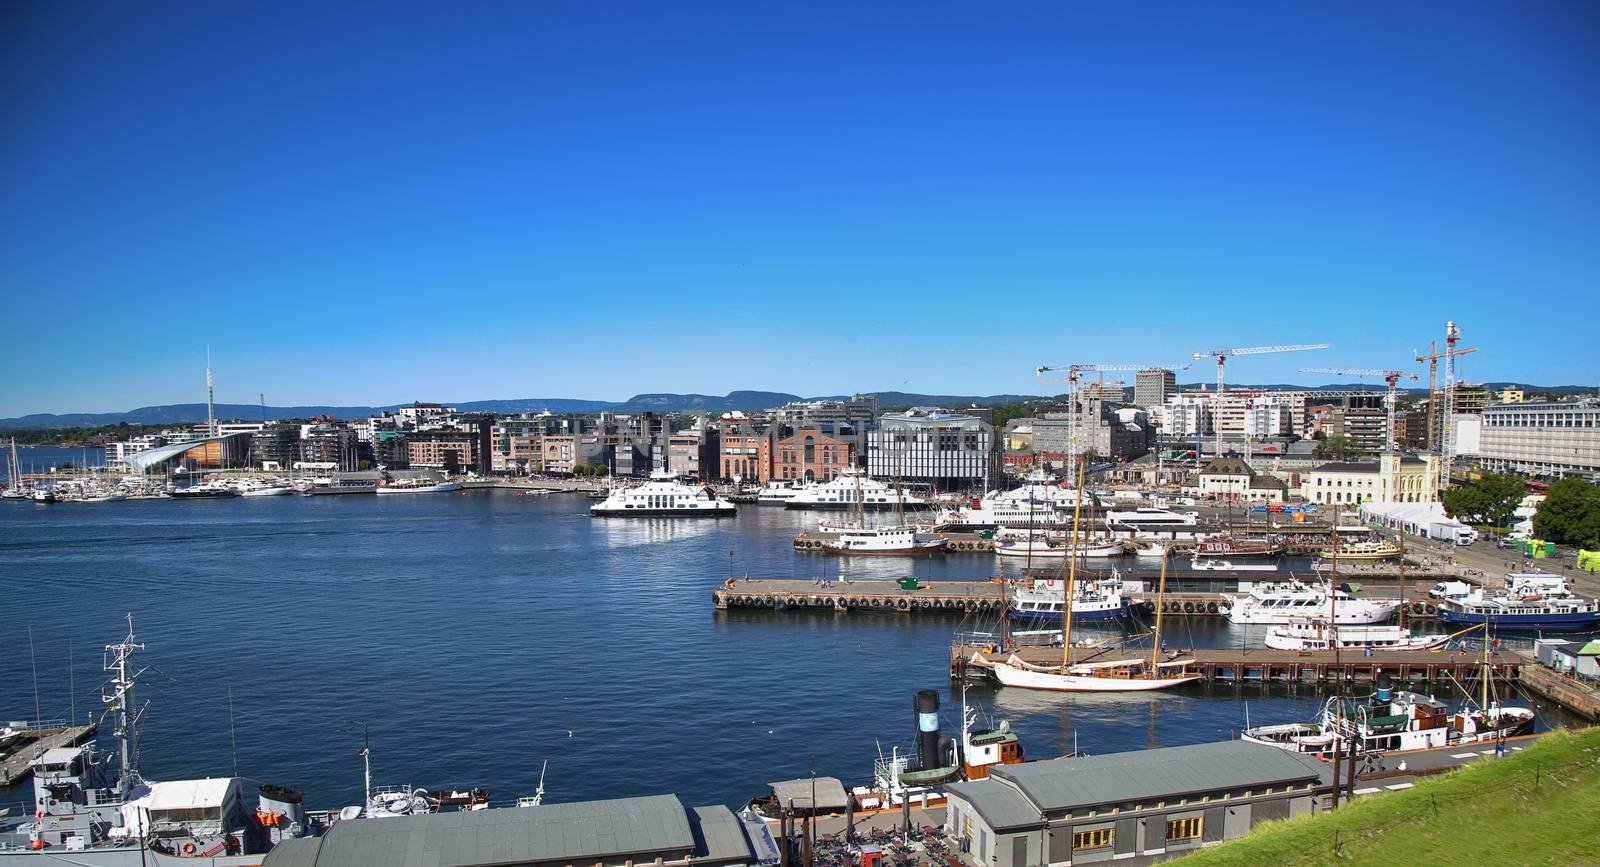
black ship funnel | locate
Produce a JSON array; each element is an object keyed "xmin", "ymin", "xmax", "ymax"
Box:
[
  {"xmin": 914, "ymin": 690, "xmax": 941, "ymax": 770},
  {"xmin": 1376, "ymin": 672, "xmax": 1393, "ymax": 703}
]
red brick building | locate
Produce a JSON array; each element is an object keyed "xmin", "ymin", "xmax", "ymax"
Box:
[{"xmin": 770, "ymin": 428, "xmax": 852, "ymax": 483}]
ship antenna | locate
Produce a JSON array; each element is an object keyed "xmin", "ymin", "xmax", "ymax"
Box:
[
  {"xmin": 103, "ymin": 613, "xmax": 147, "ymax": 794},
  {"xmin": 344, "ymin": 720, "xmax": 372, "ymax": 809},
  {"xmin": 228, "ymin": 686, "xmax": 240, "ymax": 778}
]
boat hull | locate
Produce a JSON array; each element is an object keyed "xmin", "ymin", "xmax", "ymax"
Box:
[
  {"xmin": 1436, "ymin": 608, "xmax": 1600, "ymax": 632},
  {"xmin": 1005, "ymin": 601, "xmax": 1144, "ymax": 623},
  {"xmin": 375, "ymin": 483, "xmax": 463, "ymax": 495},
  {"xmin": 590, "ymin": 506, "xmax": 736, "ymax": 517},
  {"xmin": 990, "ymin": 662, "xmax": 1200, "ymax": 692},
  {"xmin": 785, "ymin": 502, "xmax": 932, "ymax": 511},
  {"xmin": 818, "ymin": 541, "xmax": 947, "ymax": 556}
]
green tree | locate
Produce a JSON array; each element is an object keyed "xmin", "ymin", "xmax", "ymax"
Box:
[
  {"xmin": 1312, "ymin": 435, "xmax": 1366, "ymax": 461},
  {"xmin": 1533, "ymin": 478, "xmax": 1600, "ymax": 547},
  {"xmin": 1443, "ymin": 472, "xmax": 1525, "ymax": 526}
]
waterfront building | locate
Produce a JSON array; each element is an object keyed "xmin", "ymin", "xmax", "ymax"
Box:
[
  {"xmin": 408, "ymin": 429, "xmax": 481, "ymax": 472},
  {"xmin": 770, "ymin": 427, "xmax": 853, "ymax": 483},
  {"xmin": 298, "ymin": 423, "xmax": 360, "ymax": 470},
  {"xmin": 106, "ymin": 434, "xmax": 167, "ymax": 468},
  {"xmin": 249, "ymin": 424, "xmax": 301, "ymax": 470},
  {"xmin": 868, "ymin": 408, "xmax": 998, "ymax": 490},
  {"xmin": 491, "ymin": 419, "xmax": 545, "ymax": 473},
  {"xmin": 943, "ymin": 740, "xmax": 1333, "ymax": 867},
  {"xmin": 262, "ymin": 794, "xmax": 756, "ymax": 867},
  {"xmin": 1194, "ymin": 455, "xmax": 1285, "ymax": 503},
  {"xmin": 718, "ymin": 428, "xmax": 769, "ymax": 482},
  {"xmin": 1304, "ymin": 450, "xmax": 1437, "ymax": 505},
  {"xmin": 1475, "ymin": 399, "xmax": 1600, "ymax": 480},
  {"xmin": 659, "ymin": 425, "xmax": 720, "ymax": 478},
  {"xmin": 1134, "ymin": 368, "xmax": 1176, "ymax": 408},
  {"xmin": 395, "ymin": 401, "xmax": 458, "ymax": 430}
]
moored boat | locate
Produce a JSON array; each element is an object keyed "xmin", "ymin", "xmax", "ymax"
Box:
[
  {"xmin": 589, "ymin": 471, "xmax": 736, "ymax": 516},
  {"xmin": 1318, "ymin": 540, "xmax": 1401, "ymax": 561},
  {"xmin": 817, "ymin": 523, "xmax": 948, "ymax": 556},
  {"xmin": 1263, "ymin": 619, "xmax": 1450, "ymax": 652},
  {"xmin": 785, "ymin": 468, "xmax": 930, "ymax": 511},
  {"xmin": 1436, "ymin": 572, "xmax": 1600, "ymax": 632},
  {"xmin": 1220, "ymin": 580, "xmax": 1398, "ymax": 625}
]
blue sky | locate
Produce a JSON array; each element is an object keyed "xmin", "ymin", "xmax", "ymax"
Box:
[{"xmin": 2, "ymin": 1, "xmax": 1596, "ymax": 416}]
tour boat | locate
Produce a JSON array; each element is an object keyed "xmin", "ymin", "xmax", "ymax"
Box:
[
  {"xmin": 754, "ymin": 480, "xmax": 805, "ymax": 505},
  {"xmin": 785, "ymin": 467, "xmax": 931, "ymax": 511},
  {"xmin": 1104, "ymin": 506, "xmax": 1200, "ymax": 535},
  {"xmin": 1006, "ymin": 574, "xmax": 1144, "ymax": 623},
  {"xmin": 1318, "ymin": 540, "xmax": 1401, "ymax": 561},
  {"xmin": 1436, "ymin": 572, "xmax": 1600, "ymax": 632},
  {"xmin": 1262, "ymin": 619, "xmax": 1450, "ymax": 652},
  {"xmin": 1220, "ymin": 580, "xmax": 1399, "ymax": 625},
  {"xmin": 589, "ymin": 471, "xmax": 737, "ymax": 516},
  {"xmin": 1193, "ymin": 535, "xmax": 1284, "ymax": 558},
  {"xmin": 817, "ymin": 523, "xmax": 948, "ymax": 556},
  {"xmin": 375, "ymin": 479, "xmax": 464, "ymax": 495}
]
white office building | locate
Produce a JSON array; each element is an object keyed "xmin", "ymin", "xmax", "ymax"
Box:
[{"xmin": 1475, "ymin": 399, "xmax": 1600, "ymax": 480}]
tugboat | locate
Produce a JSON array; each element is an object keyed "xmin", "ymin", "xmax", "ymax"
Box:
[{"xmin": 745, "ymin": 689, "xmax": 1023, "ymax": 820}]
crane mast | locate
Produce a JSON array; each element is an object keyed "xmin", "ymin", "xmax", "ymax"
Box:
[{"xmin": 1191, "ymin": 343, "xmax": 1329, "ymax": 458}]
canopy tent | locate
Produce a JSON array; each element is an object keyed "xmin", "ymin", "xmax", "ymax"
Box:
[{"xmin": 1357, "ymin": 501, "xmax": 1477, "ymax": 543}]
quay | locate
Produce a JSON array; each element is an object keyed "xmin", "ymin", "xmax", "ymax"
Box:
[
  {"xmin": 0, "ymin": 722, "xmax": 96, "ymax": 785},
  {"xmin": 950, "ymin": 642, "xmax": 1525, "ymax": 685},
  {"xmin": 713, "ymin": 577, "xmax": 1452, "ymax": 620},
  {"xmin": 1517, "ymin": 660, "xmax": 1600, "ymax": 721}
]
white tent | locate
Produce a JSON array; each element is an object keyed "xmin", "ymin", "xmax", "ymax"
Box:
[{"xmin": 1357, "ymin": 501, "xmax": 1478, "ymax": 543}]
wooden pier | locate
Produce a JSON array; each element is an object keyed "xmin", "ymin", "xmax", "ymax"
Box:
[
  {"xmin": 950, "ymin": 642, "xmax": 1525, "ymax": 685},
  {"xmin": 712, "ymin": 577, "xmax": 1448, "ymax": 620},
  {"xmin": 0, "ymin": 723, "xmax": 96, "ymax": 785}
]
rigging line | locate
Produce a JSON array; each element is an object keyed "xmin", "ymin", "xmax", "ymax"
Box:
[{"xmin": 28, "ymin": 625, "xmax": 41, "ymax": 724}]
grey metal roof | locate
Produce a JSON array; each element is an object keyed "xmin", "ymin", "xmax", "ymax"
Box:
[
  {"xmin": 689, "ymin": 805, "xmax": 753, "ymax": 863},
  {"xmin": 988, "ymin": 740, "xmax": 1330, "ymax": 813},
  {"xmin": 258, "ymin": 837, "xmax": 321, "ymax": 867},
  {"xmin": 767, "ymin": 777, "xmax": 849, "ymax": 811},
  {"xmin": 945, "ymin": 779, "xmax": 1044, "ymax": 832},
  {"xmin": 263, "ymin": 794, "xmax": 697, "ymax": 867}
]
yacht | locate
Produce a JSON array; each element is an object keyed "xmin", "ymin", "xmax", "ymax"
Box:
[
  {"xmin": 1263, "ymin": 619, "xmax": 1449, "ymax": 652},
  {"xmin": 1188, "ymin": 556, "xmax": 1279, "ymax": 572},
  {"xmin": 993, "ymin": 534, "xmax": 1123, "ymax": 559},
  {"xmin": 754, "ymin": 480, "xmax": 805, "ymax": 505},
  {"xmin": 1243, "ymin": 678, "xmax": 1534, "ymax": 756},
  {"xmin": 169, "ymin": 480, "xmax": 239, "ymax": 499},
  {"xmin": 785, "ymin": 468, "xmax": 929, "ymax": 511},
  {"xmin": 817, "ymin": 522, "xmax": 947, "ymax": 556},
  {"xmin": 375, "ymin": 478, "xmax": 463, "ymax": 495},
  {"xmin": 936, "ymin": 472, "xmax": 1091, "ymax": 530},
  {"xmin": 1006, "ymin": 574, "xmax": 1144, "ymax": 623},
  {"xmin": 1436, "ymin": 572, "xmax": 1600, "ymax": 632},
  {"xmin": 589, "ymin": 471, "xmax": 736, "ymax": 517},
  {"xmin": 1220, "ymin": 580, "xmax": 1399, "ymax": 625}
]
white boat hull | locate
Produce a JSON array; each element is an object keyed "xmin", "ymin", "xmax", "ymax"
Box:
[
  {"xmin": 376, "ymin": 483, "xmax": 463, "ymax": 495},
  {"xmin": 989, "ymin": 662, "xmax": 1200, "ymax": 692}
]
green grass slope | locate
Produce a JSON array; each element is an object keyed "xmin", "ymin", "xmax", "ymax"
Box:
[{"xmin": 1180, "ymin": 727, "xmax": 1600, "ymax": 866}]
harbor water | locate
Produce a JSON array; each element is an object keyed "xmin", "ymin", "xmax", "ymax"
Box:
[{"xmin": 0, "ymin": 477, "xmax": 1584, "ymax": 816}]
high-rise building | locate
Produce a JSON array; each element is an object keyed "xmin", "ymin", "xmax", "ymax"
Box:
[{"xmin": 1134, "ymin": 368, "xmax": 1176, "ymax": 408}]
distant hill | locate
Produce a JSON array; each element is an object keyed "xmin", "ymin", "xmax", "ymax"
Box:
[{"xmin": 4, "ymin": 383, "xmax": 1591, "ymax": 429}]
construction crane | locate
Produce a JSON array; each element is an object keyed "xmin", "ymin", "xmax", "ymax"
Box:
[
  {"xmin": 1414, "ymin": 322, "xmax": 1478, "ymax": 495},
  {"xmin": 1298, "ymin": 368, "xmax": 1420, "ymax": 450},
  {"xmin": 1035, "ymin": 363, "xmax": 1189, "ymax": 481},
  {"xmin": 1414, "ymin": 337, "xmax": 1479, "ymax": 454},
  {"xmin": 1190, "ymin": 344, "xmax": 1329, "ymax": 457}
]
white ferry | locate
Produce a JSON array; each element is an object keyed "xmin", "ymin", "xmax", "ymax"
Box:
[
  {"xmin": 1263, "ymin": 619, "xmax": 1449, "ymax": 652},
  {"xmin": 1436, "ymin": 572, "xmax": 1600, "ymax": 632},
  {"xmin": 785, "ymin": 468, "xmax": 929, "ymax": 511},
  {"xmin": 817, "ymin": 522, "xmax": 947, "ymax": 556},
  {"xmin": 1318, "ymin": 540, "xmax": 1402, "ymax": 561},
  {"xmin": 589, "ymin": 471, "xmax": 737, "ymax": 517},
  {"xmin": 936, "ymin": 472, "xmax": 1091, "ymax": 529},
  {"xmin": 1220, "ymin": 580, "xmax": 1399, "ymax": 625},
  {"xmin": 993, "ymin": 535, "xmax": 1124, "ymax": 559},
  {"xmin": 754, "ymin": 480, "xmax": 805, "ymax": 505},
  {"xmin": 375, "ymin": 478, "xmax": 463, "ymax": 495}
]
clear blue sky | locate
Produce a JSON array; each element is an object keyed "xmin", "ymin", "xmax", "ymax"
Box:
[{"xmin": 2, "ymin": 1, "xmax": 1596, "ymax": 416}]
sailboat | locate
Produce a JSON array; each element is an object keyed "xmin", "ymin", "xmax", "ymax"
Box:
[{"xmin": 990, "ymin": 461, "xmax": 1201, "ymax": 692}]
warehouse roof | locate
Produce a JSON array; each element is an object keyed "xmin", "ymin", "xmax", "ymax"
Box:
[
  {"xmin": 987, "ymin": 741, "xmax": 1329, "ymax": 813},
  {"xmin": 260, "ymin": 795, "xmax": 746, "ymax": 867},
  {"xmin": 944, "ymin": 779, "xmax": 1045, "ymax": 832},
  {"xmin": 767, "ymin": 777, "xmax": 849, "ymax": 811}
]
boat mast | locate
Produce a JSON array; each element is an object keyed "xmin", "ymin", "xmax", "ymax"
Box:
[
  {"xmin": 104, "ymin": 613, "xmax": 146, "ymax": 795},
  {"xmin": 1397, "ymin": 535, "xmax": 1407, "ymax": 632},
  {"xmin": 1147, "ymin": 542, "xmax": 1171, "ymax": 676},
  {"xmin": 1062, "ymin": 458, "xmax": 1085, "ymax": 667}
]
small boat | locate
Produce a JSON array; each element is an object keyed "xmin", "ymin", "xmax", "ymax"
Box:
[
  {"xmin": 1263, "ymin": 619, "xmax": 1450, "ymax": 651},
  {"xmin": 1319, "ymin": 540, "xmax": 1402, "ymax": 561},
  {"xmin": 1188, "ymin": 556, "xmax": 1279, "ymax": 572},
  {"xmin": 1436, "ymin": 572, "xmax": 1600, "ymax": 632},
  {"xmin": 30, "ymin": 487, "xmax": 56, "ymax": 504},
  {"xmin": 1193, "ymin": 535, "xmax": 1284, "ymax": 558},
  {"xmin": 1006, "ymin": 574, "xmax": 1144, "ymax": 623}
]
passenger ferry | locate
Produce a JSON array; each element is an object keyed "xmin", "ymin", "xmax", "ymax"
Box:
[
  {"xmin": 1318, "ymin": 540, "xmax": 1402, "ymax": 561},
  {"xmin": 1220, "ymin": 580, "xmax": 1399, "ymax": 625},
  {"xmin": 589, "ymin": 471, "xmax": 737, "ymax": 517},
  {"xmin": 785, "ymin": 467, "xmax": 930, "ymax": 511},
  {"xmin": 1436, "ymin": 572, "xmax": 1600, "ymax": 632},
  {"xmin": 993, "ymin": 535, "xmax": 1124, "ymax": 559},
  {"xmin": 1193, "ymin": 535, "xmax": 1284, "ymax": 558},
  {"xmin": 1263, "ymin": 619, "xmax": 1449, "ymax": 651},
  {"xmin": 817, "ymin": 523, "xmax": 947, "ymax": 556},
  {"xmin": 1006, "ymin": 574, "xmax": 1144, "ymax": 623},
  {"xmin": 754, "ymin": 480, "xmax": 805, "ymax": 505}
]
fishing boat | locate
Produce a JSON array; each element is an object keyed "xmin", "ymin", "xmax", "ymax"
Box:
[
  {"xmin": 1006, "ymin": 573, "xmax": 1144, "ymax": 623},
  {"xmin": 1220, "ymin": 580, "xmax": 1398, "ymax": 625},
  {"xmin": 1262, "ymin": 619, "xmax": 1450, "ymax": 652},
  {"xmin": 1318, "ymin": 540, "xmax": 1401, "ymax": 561},
  {"xmin": 589, "ymin": 471, "xmax": 737, "ymax": 516},
  {"xmin": 988, "ymin": 462, "xmax": 1200, "ymax": 693},
  {"xmin": 1436, "ymin": 572, "xmax": 1600, "ymax": 632}
]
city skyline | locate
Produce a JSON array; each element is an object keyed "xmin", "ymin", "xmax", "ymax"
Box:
[{"xmin": 4, "ymin": 2, "xmax": 1597, "ymax": 417}]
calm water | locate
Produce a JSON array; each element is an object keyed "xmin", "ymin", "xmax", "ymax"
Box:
[{"xmin": 0, "ymin": 481, "xmax": 1578, "ymax": 816}]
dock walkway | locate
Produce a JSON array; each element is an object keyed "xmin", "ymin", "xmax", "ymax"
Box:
[{"xmin": 0, "ymin": 724, "xmax": 96, "ymax": 785}]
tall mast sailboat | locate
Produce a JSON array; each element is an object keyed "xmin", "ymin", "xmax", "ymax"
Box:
[{"xmin": 989, "ymin": 461, "xmax": 1200, "ymax": 692}]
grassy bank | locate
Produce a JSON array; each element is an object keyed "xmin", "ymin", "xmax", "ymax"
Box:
[{"xmin": 1181, "ymin": 727, "xmax": 1600, "ymax": 866}]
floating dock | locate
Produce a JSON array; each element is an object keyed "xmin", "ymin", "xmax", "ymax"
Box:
[
  {"xmin": 950, "ymin": 642, "xmax": 1525, "ymax": 685},
  {"xmin": 0, "ymin": 723, "xmax": 96, "ymax": 785}
]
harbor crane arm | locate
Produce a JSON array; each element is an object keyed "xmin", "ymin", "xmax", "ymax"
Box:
[{"xmin": 1299, "ymin": 367, "xmax": 1420, "ymax": 450}]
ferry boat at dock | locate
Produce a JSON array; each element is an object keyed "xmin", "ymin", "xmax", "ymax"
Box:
[
  {"xmin": 589, "ymin": 471, "xmax": 737, "ymax": 516},
  {"xmin": 1435, "ymin": 572, "xmax": 1600, "ymax": 632},
  {"xmin": 784, "ymin": 468, "xmax": 930, "ymax": 511},
  {"xmin": 1193, "ymin": 535, "xmax": 1284, "ymax": 558},
  {"xmin": 1318, "ymin": 540, "xmax": 1402, "ymax": 561},
  {"xmin": 375, "ymin": 478, "xmax": 463, "ymax": 495},
  {"xmin": 816, "ymin": 522, "xmax": 948, "ymax": 556},
  {"xmin": 1220, "ymin": 580, "xmax": 1399, "ymax": 625},
  {"xmin": 1104, "ymin": 506, "xmax": 1200, "ymax": 537},
  {"xmin": 935, "ymin": 472, "xmax": 1090, "ymax": 530},
  {"xmin": 993, "ymin": 535, "xmax": 1123, "ymax": 559},
  {"xmin": 754, "ymin": 480, "xmax": 804, "ymax": 505},
  {"xmin": 1006, "ymin": 574, "xmax": 1144, "ymax": 623}
]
